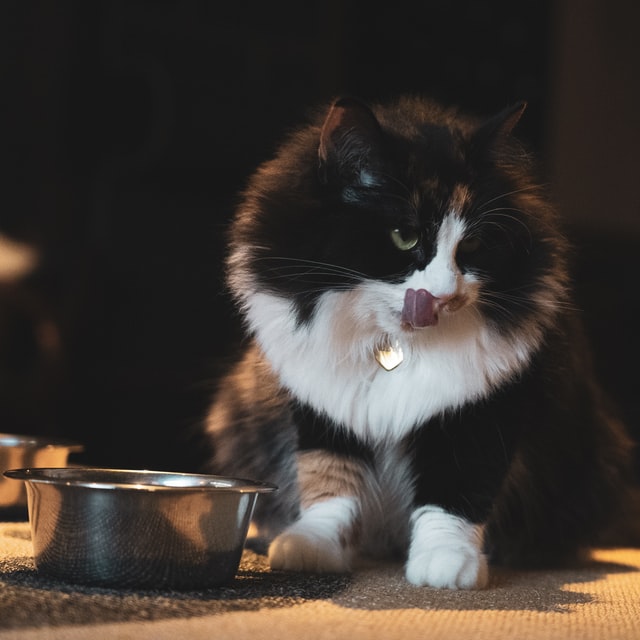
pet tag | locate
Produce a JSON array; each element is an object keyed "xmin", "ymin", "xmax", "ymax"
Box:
[{"xmin": 374, "ymin": 339, "xmax": 404, "ymax": 371}]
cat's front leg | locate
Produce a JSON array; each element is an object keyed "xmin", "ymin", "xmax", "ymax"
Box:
[
  {"xmin": 405, "ymin": 505, "xmax": 489, "ymax": 589},
  {"xmin": 268, "ymin": 495, "xmax": 358, "ymax": 573},
  {"xmin": 268, "ymin": 450, "xmax": 364, "ymax": 573}
]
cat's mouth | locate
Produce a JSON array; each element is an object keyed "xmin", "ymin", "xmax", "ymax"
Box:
[{"xmin": 400, "ymin": 288, "xmax": 468, "ymax": 329}]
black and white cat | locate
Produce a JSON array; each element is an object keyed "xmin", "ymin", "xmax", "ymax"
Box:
[{"xmin": 203, "ymin": 95, "xmax": 635, "ymax": 589}]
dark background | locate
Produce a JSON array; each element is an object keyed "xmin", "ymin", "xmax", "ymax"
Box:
[{"xmin": 2, "ymin": 0, "xmax": 639, "ymax": 472}]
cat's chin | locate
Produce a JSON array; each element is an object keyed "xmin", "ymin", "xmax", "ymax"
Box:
[{"xmin": 400, "ymin": 320, "xmax": 438, "ymax": 331}]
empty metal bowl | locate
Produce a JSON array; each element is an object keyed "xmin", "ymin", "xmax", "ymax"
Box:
[
  {"xmin": 0, "ymin": 433, "xmax": 83, "ymax": 509},
  {"xmin": 3, "ymin": 467, "xmax": 277, "ymax": 589}
]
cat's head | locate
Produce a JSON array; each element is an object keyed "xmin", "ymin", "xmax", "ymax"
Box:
[{"xmin": 227, "ymin": 95, "xmax": 568, "ymax": 361}]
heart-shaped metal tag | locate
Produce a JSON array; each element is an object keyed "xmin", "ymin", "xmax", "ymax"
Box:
[{"xmin": 374, "ymin": 340, "xmax": 404, "ymax": 371}]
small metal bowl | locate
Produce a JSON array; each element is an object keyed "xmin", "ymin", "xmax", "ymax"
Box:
[
  {"xmin": 0, "ymin": 433, "xmax": 83, "ymax": 509},
  {"xmin": 4, "ymin": 467, "xmax": 277, "ymax": 589}
]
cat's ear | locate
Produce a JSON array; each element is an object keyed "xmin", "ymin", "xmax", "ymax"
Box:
[
  {"xmin": 470, "ymin": 101, "xmax": 527, "ymax": 157},
  {"xmin": 318, "ymin": 97, "xmax": 384, "ymax": 185}
]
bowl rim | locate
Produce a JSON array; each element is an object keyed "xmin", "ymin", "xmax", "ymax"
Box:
[
  {"xmin": 3, "ymin": 467, "xmax": 278, "ymax": 493},
  {"xmin": 0, "ymin": 432, "xmax": 84, "ymax": 451}
]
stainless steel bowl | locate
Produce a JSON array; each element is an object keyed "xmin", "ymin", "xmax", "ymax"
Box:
[
  {"xmin": 3, "ymin": 467, "xmax": 277, "ymax": 589},
  {"xmin": 0, "ymin": 433, "xmax": 83, "ymax": 509}
]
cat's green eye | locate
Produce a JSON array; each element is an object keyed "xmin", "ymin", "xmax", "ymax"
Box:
[
  {"xmin": 457, "ymin": 236, "xmax": 482, "ymax": 254},
  {"xmin": 390, "ymin": 228, "xmax": 420, "ymax": 251}
]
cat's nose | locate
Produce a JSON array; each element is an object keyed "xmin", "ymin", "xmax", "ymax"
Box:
[{"xmin": 401, "ymin": 288, "xmax": 454, "ymax": 328}]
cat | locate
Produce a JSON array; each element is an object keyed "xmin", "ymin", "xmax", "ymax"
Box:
[{"xmin": 202, "ymin": 94, "xmax": 636, "ymax": 589}]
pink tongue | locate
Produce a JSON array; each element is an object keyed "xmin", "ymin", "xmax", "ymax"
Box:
[{"xmin": 401, "ymin": 288, "xmax": 438, "ymax": 328}]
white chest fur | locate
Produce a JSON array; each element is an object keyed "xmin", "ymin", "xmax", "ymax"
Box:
[{"xmin": 242, "ymin": 281, "xmax": 537, "ymax": 444}]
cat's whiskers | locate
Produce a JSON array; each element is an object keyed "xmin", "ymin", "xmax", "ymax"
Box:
[
  {"xmin": 467, "ymin": 209, "xmax": 534, "ymax": 247},
  {"xmin": 477, "ymin": 289, "xmax": 575, "ymax": 324},
  {"xmin": 254, "ymin": 256, "xmax": 369, "ymax": 280},
  {"xmin": 360, "ymin": 170, "xmax": 421, "ymax": 217},
  {"xmin": 370, "ymin": 170, "xmax": 413, "ymax": 198},
  {"xmin": 254, "ymin": 257, "xmax": 415, "ymax": 300},
  {"xmin": 474, "ymin": 184, "xmax": 544, "ymax": 214}
]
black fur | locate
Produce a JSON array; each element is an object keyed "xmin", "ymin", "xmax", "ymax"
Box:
[{"xmin": 202, "ymin": 94, "xmax": 637, "ymax": 578}]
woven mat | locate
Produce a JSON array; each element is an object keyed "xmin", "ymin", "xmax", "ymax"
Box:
[{"xmin": 1, "ymin": 521, "xmax": 639, "ymax": 640}]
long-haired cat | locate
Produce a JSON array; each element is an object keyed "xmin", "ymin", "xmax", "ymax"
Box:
[{"xmin": 202, "ymin": 95, "xmax": 636, "ymax": 589}]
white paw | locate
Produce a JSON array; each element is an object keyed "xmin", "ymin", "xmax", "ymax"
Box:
[
  {"xmin": 269, "ymin": 529, "xmax": 352, "ymax": 573},
  {"xmin": 405, "ymin": 506, "xmax": 489, "ymax": 589},
  {"xmin": 405, "ymin": 541, "xmax": 489, "ymax": 589},
  {"xmin": 268, "ymin": 497, "xmax": 357, "ymax": 573}
]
